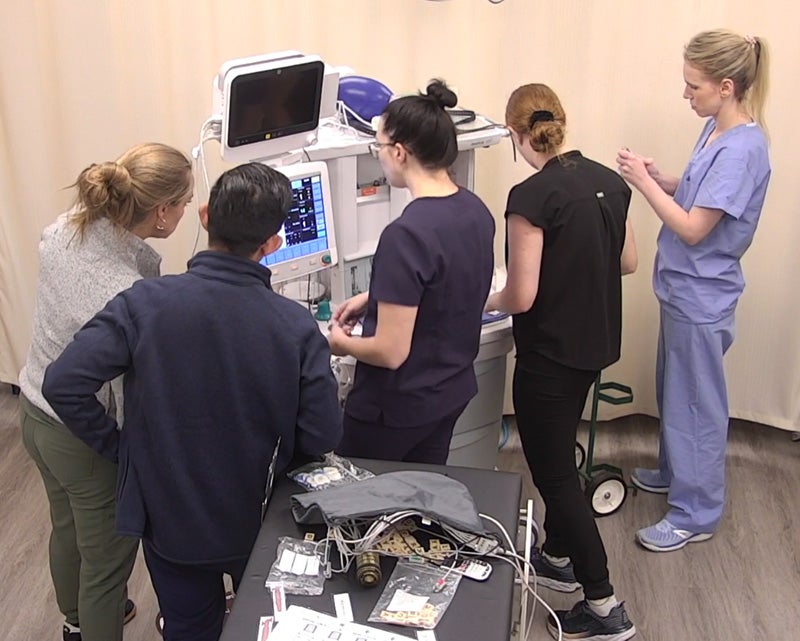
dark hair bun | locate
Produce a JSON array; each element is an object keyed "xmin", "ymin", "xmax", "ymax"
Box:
[{"xmin": 425, "ymin": 79, "xmax": 458, "ymax": 110}]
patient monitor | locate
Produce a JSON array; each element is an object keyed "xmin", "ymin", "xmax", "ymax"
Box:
[
  {"xmin": 261, "ymin": 161, "xmax": 337, "ymax": 284},
  {"xmin": 213, "ymin": 51, "xmax": 328, "ymax": 163},
  {"xmin": 210, "ymin": 52, "xmax": 340, "ymax": 283}
]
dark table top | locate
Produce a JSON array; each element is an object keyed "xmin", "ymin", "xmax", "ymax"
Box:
[{"xmin": 220, "ymin": 458, "xmax": 522, "ymax": 641}]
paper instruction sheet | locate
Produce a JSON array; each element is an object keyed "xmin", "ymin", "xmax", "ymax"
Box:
[{"xmin": 267, "ymin": 605, "xmax": 412, "ymax": 641}]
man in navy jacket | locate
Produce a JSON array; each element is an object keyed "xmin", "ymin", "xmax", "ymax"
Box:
[{"xmin": 43, "ymin": 163, "xmax": 342, "ymax": 641}]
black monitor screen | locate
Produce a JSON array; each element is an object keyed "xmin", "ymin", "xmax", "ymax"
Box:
[{"xmin": 227, "ymin": 60, "xmax": 324, "ymax": 148}]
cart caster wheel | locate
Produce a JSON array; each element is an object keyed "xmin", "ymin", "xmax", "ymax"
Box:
[
  {"xmin": 585, "ymin": 472, "xmax": 627, "ymax": 517},
  {"xmin": 575, "ymin": 442, "xmax": 586, "ymax": 470}
]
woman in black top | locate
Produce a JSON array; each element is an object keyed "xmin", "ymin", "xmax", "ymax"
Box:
[{"xmin": 486, "ymin": 84, "xmax": 637, "ymax": 641}]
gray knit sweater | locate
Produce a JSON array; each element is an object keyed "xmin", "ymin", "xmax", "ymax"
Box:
[{"xmin": 19, "ymin": 212, "xmax": 161, "ymax": 423}]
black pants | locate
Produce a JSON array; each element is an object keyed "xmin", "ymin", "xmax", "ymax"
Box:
[
  {"xmin": 513, "ymin": 352, "xmax": 613, "ymax": 600},
  {"xmin": 143, "ymin": 541, "xmax": 248, "ymax": 641},
  {"xmin": 336, "ymin": 403, "xmax": 467, "ymax": 464}
]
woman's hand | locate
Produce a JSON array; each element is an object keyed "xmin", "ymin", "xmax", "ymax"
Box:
[
  {"xmin": 327, "ymin": 322, "xmax": 351, "ymax": 356},
  {"xmin": 484, "ymin": 291, "xmax": 500, "ymax": 313},
  {"xmin": 617, "ymin": 148, "xmax": 680, "ymax": 195},
  {"xmin": 616, "ymin": 148, "xmax": 655, "ymax": 191},
  {"xmin": 332, "ymin": 292, "xmax": 368, "ymax": 331}
]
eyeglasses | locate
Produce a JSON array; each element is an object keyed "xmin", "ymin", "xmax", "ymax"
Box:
[{"xmin": 369, "ymin": 141, "xmax": 396, "ymax": 159}]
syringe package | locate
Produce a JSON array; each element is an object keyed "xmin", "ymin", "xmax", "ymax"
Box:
[
  {"xmin": 368, "ymin": 559, "xmax": 461, "ymax": 629},
  {"xmin": 287, "ymin": 452, "xmax": 374, "ymax": 491},
  {"xmin": 266, "ymin": 537, "xmax": 326, "ymax": 596}
]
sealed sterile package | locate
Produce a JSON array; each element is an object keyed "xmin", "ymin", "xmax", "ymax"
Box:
[
  {"xmin": 368, "ymin": 559, "xmax": 462, "ymax": 629},
  {"xmin": 265, "ymin": 537, "xmax": 326, "ymax": 596},
  {"xmin": 287, "ymin": 453, "xmax": 374, "ymax": 492},
  {"xmin": 326, "ymin": 452, "xmax": 374, "ymax": 481}
]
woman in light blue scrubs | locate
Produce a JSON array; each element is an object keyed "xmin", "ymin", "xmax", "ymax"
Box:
[{"xmin": 617, "ymin": 29, "xmax": 771, "ymax": 552}]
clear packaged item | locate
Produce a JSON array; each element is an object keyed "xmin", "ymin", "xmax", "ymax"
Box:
[
  {"xmin": 368, "ymin": 559, "xmax": 462, "ymax": 629},
  {"xmin": 266, "ymin": 537, "xmax": 327, "ymax": 596},
  {"xmin": 326, "ymin": 452, "xmax": 374, "ymax": 481},
  {"xmin": 288, "ymin": 453, "xmax": 374, "ymax": 492}
]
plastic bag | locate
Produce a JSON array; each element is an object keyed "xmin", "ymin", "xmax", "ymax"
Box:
[
  {"xmin": 265, "ymin": 537, "xmax": 326, "ymax": 596},
  {"xmin": 287, "ymin": 452, "xmax": 374, "ymax": 491},
  {"xmin": 368, "ymin": 559, "xmax": 461, "ymax": 629}
]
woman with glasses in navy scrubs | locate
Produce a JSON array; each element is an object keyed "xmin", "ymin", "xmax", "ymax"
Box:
[{"xmin": 328, "ymin": 80, "xmax": 495, "ymax": 465}]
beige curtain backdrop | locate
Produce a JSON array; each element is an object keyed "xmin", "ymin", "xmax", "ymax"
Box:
[{"xmin": 1, "ymin": 0, "xmax": 798, "ymax": 430}]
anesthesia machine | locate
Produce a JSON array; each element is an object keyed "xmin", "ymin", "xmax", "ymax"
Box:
[{"xmin": 198, "ymin": 50, "xmax": 512, "ymax": 469}]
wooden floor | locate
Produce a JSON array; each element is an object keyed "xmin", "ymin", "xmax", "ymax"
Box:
[
  {"xmin": 498, "ymin": 414, "xmax": 800, "ymax": 641},
  {"xmin": 1, "ymin": 383, "xmax": 798, "ymax": 641}
]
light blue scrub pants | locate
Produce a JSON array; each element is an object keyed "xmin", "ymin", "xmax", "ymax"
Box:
[{"xmin": 656, "ymin": 307, "xmax": 735, "ymax": 533}]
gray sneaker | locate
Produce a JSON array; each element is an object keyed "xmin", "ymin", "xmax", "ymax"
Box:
[
  {"xmin": 531, "ymin": 548, "xmax": 581, "ymax": 592},
  {"xmin": 547, "ymin": 600, "xmax": 636, "ymax": 641}
]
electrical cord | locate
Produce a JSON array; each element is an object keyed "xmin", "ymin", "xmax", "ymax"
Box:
[
  {"xmin": 456, "ymin": 114, "xmax": 508, "ymax": 135},
  {"xmin": 449, "ymin": 108, "xmax": 477, "ymax": 126},
  {"xmin": 480, "ymin": 512, "xmax": 563, "ymax": 641},
  {"xmin": 338, "ymin": 100, "xmax": 377, "ymax": 136},
  {"xmin": 318, "ymin": 511, "xmax": 498, "ymax": 573},
  {"xmin": 336, "ymin": 100, "xmax": 503, "ymax": 139},
  {"xmin": 489, "ymin": 552, "xmax": 563, "ymax": 641},
  {"xmin": 312, "ymin": 509, "xmax": 561, "ymax": 640},
  {"xmin": 190, "ymin": 116, "xmax": 222, "ymax": 257}
]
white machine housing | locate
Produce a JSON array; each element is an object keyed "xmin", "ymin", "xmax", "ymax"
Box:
[{"xmin": 213, "ymin": 51, "xmax": 340, "ymax": 162}]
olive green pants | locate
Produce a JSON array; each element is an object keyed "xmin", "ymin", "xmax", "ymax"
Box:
[{"xmin": 20, "ymin": 395, "xmax": 138, "ymax": 641}]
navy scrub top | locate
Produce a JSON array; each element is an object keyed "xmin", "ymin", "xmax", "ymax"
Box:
[{"xmin": 345, "ymin": 188, "xmax": 495, "ymax": 428}]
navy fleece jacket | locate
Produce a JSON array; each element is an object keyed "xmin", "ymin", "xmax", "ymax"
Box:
[{"xmin": 43, "ymin": 251, "xmax": 342, "ymax": 563}]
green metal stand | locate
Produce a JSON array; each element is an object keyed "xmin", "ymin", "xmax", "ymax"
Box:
[{"xmin": 577, "ymin": 375, "xmax": 633, "ymax": 516}]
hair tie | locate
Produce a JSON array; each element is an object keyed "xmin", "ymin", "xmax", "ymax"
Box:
[
  {"xmin": 744, "ymin": 34, "xmax": 757, "ymax": 48},
  {"xmin": 529, "ymin": 110, "xmax": 554, "ymax": 128}
]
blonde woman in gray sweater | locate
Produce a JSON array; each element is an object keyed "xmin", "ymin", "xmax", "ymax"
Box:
[{"xmin": 19, "ymin": 142, "xmax": 193, "ymax": 641}]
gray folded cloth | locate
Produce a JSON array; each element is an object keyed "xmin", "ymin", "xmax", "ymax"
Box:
[{"xmin": 290, "ymin": 470, "xmax": 485, "ymax": 534}]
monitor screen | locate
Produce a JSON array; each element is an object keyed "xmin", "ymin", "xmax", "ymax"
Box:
[
  {"xmin": 227, "ymin": 60, "xmax": 324, "ymax": 149},
  {"xmin": 261, "ymin": 162, "xmax": 337, "ymax": 283}
]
